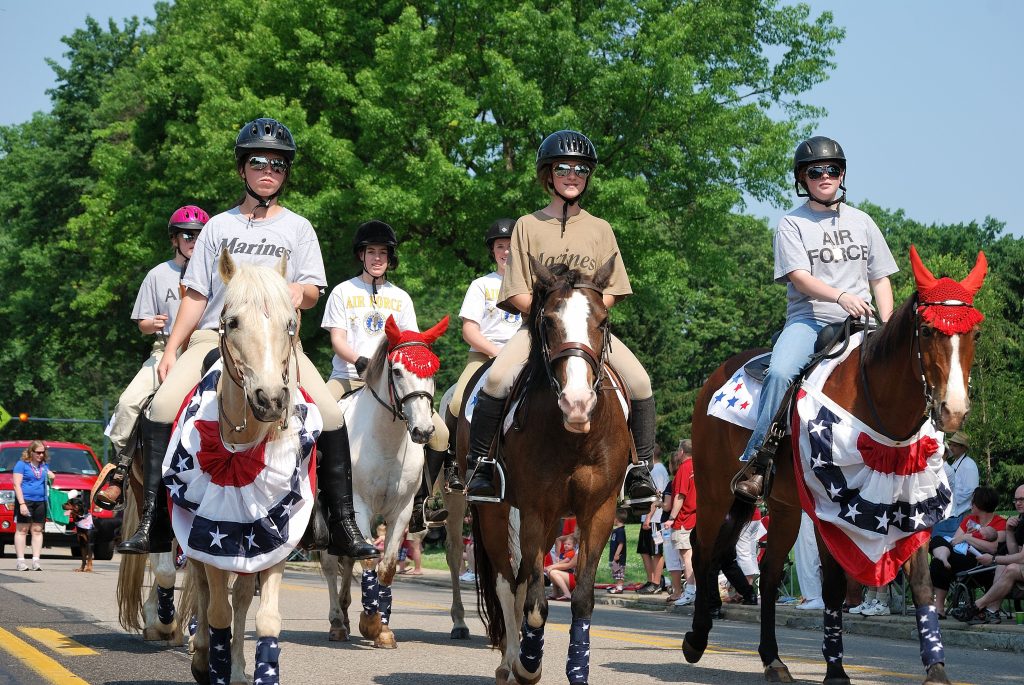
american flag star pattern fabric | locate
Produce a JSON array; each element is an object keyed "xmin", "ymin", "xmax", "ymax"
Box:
[
  {"xmin": 792, "ymin": 332, "xmax": 952, "ymax": 586},
  {"xmin": 706, "ymin": 356, "xmax": 764, "ymax": 430},
  {"xmin": 163, "ymin": 359, "xmax": 321, "ymax": 573}
]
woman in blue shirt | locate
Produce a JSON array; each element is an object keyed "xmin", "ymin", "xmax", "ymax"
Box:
[{"xmin": 12, "ymin": 441, "xmax": 55, "ymax": 571}]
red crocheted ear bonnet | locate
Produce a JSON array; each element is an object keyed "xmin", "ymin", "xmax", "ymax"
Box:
[
  {"xmin": 384, "ymin": 315, "xmax": 450, "ymax": 378},
  {"xmin": 910, "ymin": 245, "xmax": 987, "ymax": 335}
]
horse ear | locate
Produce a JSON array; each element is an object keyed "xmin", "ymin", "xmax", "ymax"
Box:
[
  {"xmin": 275, "ymin": 252, "xmax": 288, "ymax": 279},
  {"xmin": 420, "ymin": 315, "xmax": 450, "ymax": 345},
  {"xmin": 909, "ymin": 245, "xmax": 937, "ymax": 293},
  {"xmin": 530, "ymin": 255, "xmax": 555, "ymax": 289},
  {"xmin": 960, "ymin": 250, "xmax": 988, "ymax": 296},
  {"xmin": 219, "ymin": 248, "xmax": 236, "ymax": 284},
  {"xmin": 593, "ymin": 254, "xmax": 618, "ymax": 291},
  {"xmin": 385, "ymin": 314, "xmax": 401, "ymax": 345}
]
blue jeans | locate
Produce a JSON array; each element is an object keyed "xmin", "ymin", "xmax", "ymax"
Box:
[{"xmin": 741, "ymin": 318, "xmax": 825, "ymax": 461}]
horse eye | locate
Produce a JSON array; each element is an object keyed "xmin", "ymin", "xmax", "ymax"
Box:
[
  {"xmin": 920, "ymin": 326, "xmax": 933, "ymax": 338},
  {"xmin": 225, "ymin": 318, "xmax": 239, "ymax": 330},
  {"xmin": 973, "ymin": 330, "xmax": 981, "ymax": 341}
]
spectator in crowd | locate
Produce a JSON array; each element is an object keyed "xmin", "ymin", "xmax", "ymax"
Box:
[
  {"xmin": 668, "ymin": 439, "xmax": 697, "ymax": 606},
  {"xmin": 849, "ymin": 582, "xmax": 891, "ymax": 616},
  {"xmin": 932, "ymin": 432, "xmax": 979, "ymax": 539},
  {"xmin": 956, "ymin": 483, "xmax": 1024, "ymax": 625},
  {"xmin": 636, "ymin": 445, "xmax": 669, "ymax": 594},
  {"xmin": 607, "ymin": 509, "xmax": 629, "ymax": 594},
  {"xmin": 735, "ymin": 505, "xmax": 766, "ymax": 587},
  {"xmin": 661, "ymin": 448, "xmax": 685, "ymax": 602},
  {"xmin": 460, "ymin": 513, "xmax": 476, "ymax": 583},
  {"xmin": 13, "ymin": 441, "xmax": 54, "ymax": 571},
  {"xmin": 794, "ymin": 512, "xmax": 824, "ymax": 610},
  {"xmin": 546, "ymin": 532, "xmax": 579, "ymax": 601},
  {"xmin": 929, "ymin": 486, "xmax": 1006, "ymax": 616}
]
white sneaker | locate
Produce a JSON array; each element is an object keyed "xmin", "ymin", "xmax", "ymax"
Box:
[
  {"xmin": 849, "ymin": 600, "xmax": 872, "ymax": 615},
  {"xmin": 459, "ymin": 571, "xmax": 476, "ymax": 583},
  {"xmin": 795, "ymin": 597, "xmax": 825, "ymax": 610},
  {"xmin": 862, "ymin": 601, "xmax": 890, "ymax": 616},
  {"xmin": 16, "ymin": 561, "xmax": 29, "ymax": 571},
  {"xmin": 674, "ymin": 591, "xmax": 696, "ymax": 607}
]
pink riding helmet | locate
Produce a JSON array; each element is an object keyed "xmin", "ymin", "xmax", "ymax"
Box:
[{"xmin": 167, "ymin": 205, "xmax": 210, "ymax": 236}]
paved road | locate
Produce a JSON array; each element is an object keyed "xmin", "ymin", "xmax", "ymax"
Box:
[{"xmin": 0, "ymin": 551, "xmax": 1017, "ymax": 684}]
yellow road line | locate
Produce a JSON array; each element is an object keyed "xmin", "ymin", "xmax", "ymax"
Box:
[
  {"xmin": 0, "ymin": 627, "xmax": 90, "ymax": 684},
  {"xmin": 18, "ymin": 628, "xmax": 97, "ymax": 656}
]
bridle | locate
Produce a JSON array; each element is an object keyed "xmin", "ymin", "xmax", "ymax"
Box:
[
  {"xmin": 218, "ymin": 308, "xmax": 299, "ymax": 433},
  {"xmin": 367, "ymin": 341, "xmax": 437, "ymax": 422},
  {"xmin": 860, "ymin": 293, "xmax": 973, "ymax": 440},
  {"xmin": 536, "ymin": 280, "xmax": 611, "ymax": 398}
]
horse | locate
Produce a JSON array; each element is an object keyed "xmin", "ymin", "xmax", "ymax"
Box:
[
  {"xmin": 469, "ymin": 256, "xmax": 632, "ymax": 685},
  {"xmin": 319, "ymin": 314, "xmax": 449, "ymax": 648},
  {"xmin": 682, "ymin": 247, "xmax": 988, "ymax": 685},
  {"xmin": 163, "ymin": 250, "xmax": 315, "ymax": 685}
]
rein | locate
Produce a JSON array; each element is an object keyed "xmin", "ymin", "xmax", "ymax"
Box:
[
  {"xmin": 366, "ymin": 341, "xmax": 436, "ymax": 422},
  {"xmin": 218, "ymin": 308, "xmax": 300, "ymax": 433},
  {"xmin": 536, "ymin": 280, "xmax": 610, "ymax": 397}
]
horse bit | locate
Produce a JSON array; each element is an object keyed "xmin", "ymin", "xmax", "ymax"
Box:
[
  {"xmin": 537, "ymin": 280, "xmax": 611, "ymax": 398},
  {"xmin": 367, "ymin": 341, "xmax": 436, "ymax": 422},
  {"xmin": 218, "ymin": 309, "xmax": 299, "ymax": 433}
]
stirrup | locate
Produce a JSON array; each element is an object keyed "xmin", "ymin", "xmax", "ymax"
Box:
[
  {"xmin": 465, "ymin": 458, "xmax": 505, "ymax": 504},
  {"xmin": 621, "ymin": 462, "xmax": 659, "ymax": 508},
  {"xmin": 730, "ymin": 460, "xmax": 772, "ymax": 503}
]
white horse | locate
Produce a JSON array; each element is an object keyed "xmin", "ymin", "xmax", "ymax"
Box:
[
  {"xmin": 320, "ymin": 314, "xmax": 449, "ymax": 648},
  {"xmin": 165, "ymin": 251, "xmax": 316, "ymax": 685}
]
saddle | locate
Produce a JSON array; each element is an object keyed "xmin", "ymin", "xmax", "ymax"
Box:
[{"xmin": 743, "ymin": 318, "xmax": 873, "ymax": 385}]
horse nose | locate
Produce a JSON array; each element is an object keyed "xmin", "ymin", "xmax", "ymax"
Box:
[
  {"xmin": 939, "ymin": 399, "xmax": 970, "ymax": 432},
  {"xmin": 254, "ymin": 387, "xmax": 288, "ymax": 416},
  {"xmin": 558, "ymin": 389, "xmax": 596, "ymax": 424},
  {"xmin": 411, "ymin": 426, "xmax": 434, "ymax": 445}
]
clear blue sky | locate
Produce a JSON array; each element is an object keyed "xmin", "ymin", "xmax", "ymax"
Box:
[{"xmin": 3, "ymin": 1, "xmax": 1022, "ymax": 237}]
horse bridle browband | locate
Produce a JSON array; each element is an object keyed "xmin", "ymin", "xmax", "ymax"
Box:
[
  {"xmin": 367, "ymin": 341, "xmax": 436, "ymax": 422},
  {"xmin": 218, "ymin": 309, "xmax": 300, "ymax": 433},
  {"xmin": 537, "ymin": 280, "xmax": 611, "ymax": 397},
  {"xmin": 860, "ymin": 293, "xmax": 973, "ymax": 440}
]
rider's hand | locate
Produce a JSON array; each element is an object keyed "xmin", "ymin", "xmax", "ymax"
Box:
[
  {"xmin": 158, "ymin": 352, "xmax": 177, "ymax": 382},
  {"xmin": 836, "ymin": 291, "xmax": 874, "ymax": 319},
  {"xmin": 287, "ymin": 283, "xmax": 305, "ymax": 308},
  {"xmin": 152, "ymin": 314, "xmax": 169, "ymax": 333},
  {"xmin": 354, "ymin": 356, "xmax": 370, "ymax": 377}
]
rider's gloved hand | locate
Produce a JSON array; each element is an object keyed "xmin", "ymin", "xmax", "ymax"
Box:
[{"xmin": 354, "ymin": 356, "xmax": 370, "ymax": 377}]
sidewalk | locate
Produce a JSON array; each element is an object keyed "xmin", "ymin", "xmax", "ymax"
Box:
[{"xmin": 312, "ymin": 564, "xmax": 1024, "ymax": 654}]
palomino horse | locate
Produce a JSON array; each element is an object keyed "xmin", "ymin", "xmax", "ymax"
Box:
[
  {"xmin": 164, "ymin": 251, "xmax": 315, "ymax": 685},
  {"xmin": 470, "ymin": 257, "xmax": 632, "ymax": 685},
  {"xmin": 320, "ymin": 314, "xmax": 449, "ymax": 648},
  {"xmin": 682, "ymin": 247, "xmax": 987, "ymax": 685}
]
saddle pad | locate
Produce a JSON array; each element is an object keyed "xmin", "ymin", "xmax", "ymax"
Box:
[
  {"xmin": 792, "ymin": 331, "xmax": 952, "ymax": 586},
  {"xmin": 163, "ymin": 359, "xmax": 321, "ymax": 573},
  {"xmin": 706, "ymin": 365, "xmax": 764, "ymax": 431}
]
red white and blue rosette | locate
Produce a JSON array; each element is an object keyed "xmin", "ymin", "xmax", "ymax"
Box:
[{"xmin": 162, "ymin": 360, "xmax": 321, "ymax": 573}]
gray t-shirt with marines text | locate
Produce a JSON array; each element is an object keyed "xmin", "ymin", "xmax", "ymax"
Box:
[
  {"xmin": 182, "ymin": 207, "xmax": 327, "ymax": 330},
  {"xmin": 131, "ymin": 260, "xmax": 184, "ymax": 336},
  {"xmin": 774, "ymin": 202, "xmax": 897, "ymax": 324}
]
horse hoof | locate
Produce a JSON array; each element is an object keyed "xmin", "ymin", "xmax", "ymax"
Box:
[
  {"xmin": 764, "ymin": 659, "xmax": 794, "ymax": 683},
  {"xmin": 923, "ymin": 663, "xmax": 952, "ymax": 685},
  {"xmin": 166, "ymin": 629, "xmax": 184, "ymax": 647},
  {"xmin": 328, "ymin": 626, "xmax": 349, "ymax": 641},
  {"xmin": 495, "ymin": 666, "xmax": 511, "ymax": 685},
  {"xmin": 450, "ymin": 626, "xmax": 470, "ymax": 640},
  {"xmin": 681, "ymin": 635, "xmax": 705, "ymax": 664},
  {"xmin": 374, "ymin": 629, "xmax": 397, "ymax": 649},
  {"xmin": 190, "ymin": 664, "xmax": 210, "ymax": 685},
  {"xmin": 823, "ymin": 678, "xmax": 851, "ymax": 685},
  {"xmin": 511, "ymin": 659, "xmax": 542, "ymax": 685},
  {"xmin": 359, "ymin": 611, "xmax": 383, "ymax": 640}
]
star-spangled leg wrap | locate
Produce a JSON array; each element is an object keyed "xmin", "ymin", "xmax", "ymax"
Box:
[
  {"xmin": 379, "ymin": 584, "xmax": 393, "ymax": 625},
  {"xmin": 566, "ymin": 617, "xmax": 591, "ymax": 684},
  {"xmin": 916, "ymin": 605, "xmax": 945, "ymax": 667},
  {"xmin": 188, "ymin": 616, "xmax": 198, "ymax": 637},
  {"xmin": 361, "ymin": 569, "xmax": 380, "ymax": 615},
  {"xmin": 254, "ymin": 636, "xmax": 281, "ymax": 685},
  {"xmin": 518, "ymin": 617, "xmax": 544, "ymax": 674},
  {"xmin": 821, "ymin": 607, "xmax": 844, "ymax": 666},
  {"xmin": 157, "ymin": 586, "xmax": 175, "ymax": 625},
  {"xmin": 208, "ymin": 626, "xmax": 231, "ymax": 684}
]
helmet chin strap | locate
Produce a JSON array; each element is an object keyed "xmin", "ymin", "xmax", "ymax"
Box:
[
  {"xmin": 361, "ymin": 264, "xmax": 387, "ymax": 296},
  {"xmin": 244, "ymin": 182, "xmax": 280, "ymax": 211},
  {"xmin": 553, "ymin": 184, "xmax": 586, "ymax": 237}
]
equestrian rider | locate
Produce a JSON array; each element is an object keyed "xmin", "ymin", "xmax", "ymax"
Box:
[
  {"xmin": 320, "ymin": 219, "xmax": 451, "ymax": 534},
  {"xmin": 731, "ymin": 136, "xmax": 897, "ymax": 502},
  {"xmin": 464, "ymin": 130, "xmax": 659, "ymax": 508},
  {"xmin": 118, "ymin": 118, "xmax": 378, "ymax": 560},
  {"xmin": 97, "ymin": 205, "xmax": 209, "ymax": 507}
]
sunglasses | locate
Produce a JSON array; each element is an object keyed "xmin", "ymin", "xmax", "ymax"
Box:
[
  {"xmin": 32, "ymin": 450, "xmax": 45, "ymax": 455},
  {"xmin": 176, "ymin": 231, "xmax": 200, "ymax": 243},
  {"xmin": 248, "ymin": 156, "xmax": 290, "ymax": 174},
  {"xmin": 552, "ymin": 163, "xmax": 592, "ymax": 178},
  {"xmin": 805, "ymin": 164, "xmax": 844, "ymax": 180}
]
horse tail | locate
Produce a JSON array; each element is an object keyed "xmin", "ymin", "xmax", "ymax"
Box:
[
  {"xmin": 116, "ymin": 491, "xmax": 147, "ymax": 632},
  {"xmin": 718, "ymin": 498, "xmax": 756, "ymax": 555},
  {"xmin": 472, "ymin": 507, "xmax": 506, "ymax": 649}
]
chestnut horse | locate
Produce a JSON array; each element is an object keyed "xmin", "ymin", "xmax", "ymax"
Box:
[
  {"xmin": 469, "ymin": 256, "xmax": 632, "ymax": 685},
  {"xmin": 682, "ymin": 247, "xmax": 987, "ymax": 685}
]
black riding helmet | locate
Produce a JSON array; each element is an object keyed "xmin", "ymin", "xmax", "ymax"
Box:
[
  {"xmin": 536, "ymin": 130, "xmax": 598, "ymax": 233},
  {"xmin": 353, "ymin": 219, "xmax": 399, "ymax": 269},
  {"xmin": 484, "ymin": 218, "xmax": 515, "ymax": 249},
  {"xmin": 793, "ymin": 136, "xmax": 846, "ymax": 207},
  {"xmin": 235, "ymin": 118, "xmax": 296, "ymax": 209}
]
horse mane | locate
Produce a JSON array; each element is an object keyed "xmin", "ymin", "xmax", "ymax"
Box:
[
  {"xmin": 860, "ymin": 292, "xmax": 917, "ymax": 366},
  {"xmin": 222, "ymin": 262, "xmax": 294, "ymax": 331},
  {"xmin": 363, "ymin": 335, "xmax": 390, "ymax": 386}
]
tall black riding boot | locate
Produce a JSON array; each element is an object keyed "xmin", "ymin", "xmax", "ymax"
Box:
[
  {"xmin": 317, "ymin": 427, "xmax": 380, "ymax": 560},
  {"xmin": 442, "ymin": 446, "xmax": 465, "ymax": 493},
  {"xmin": 410, "ymin": 447, "xmax": 450, "ymax": 533},
  {"xmin": 623, "ymin": 397, "xmax": 660, "ymax": 508},
  {"xmin": 117, "ymin": 417, "xmax": 174, "ymax": 555},
  {"xmin": 465, "ymin": 391, "xmax": 505, "ymax": 503}
]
